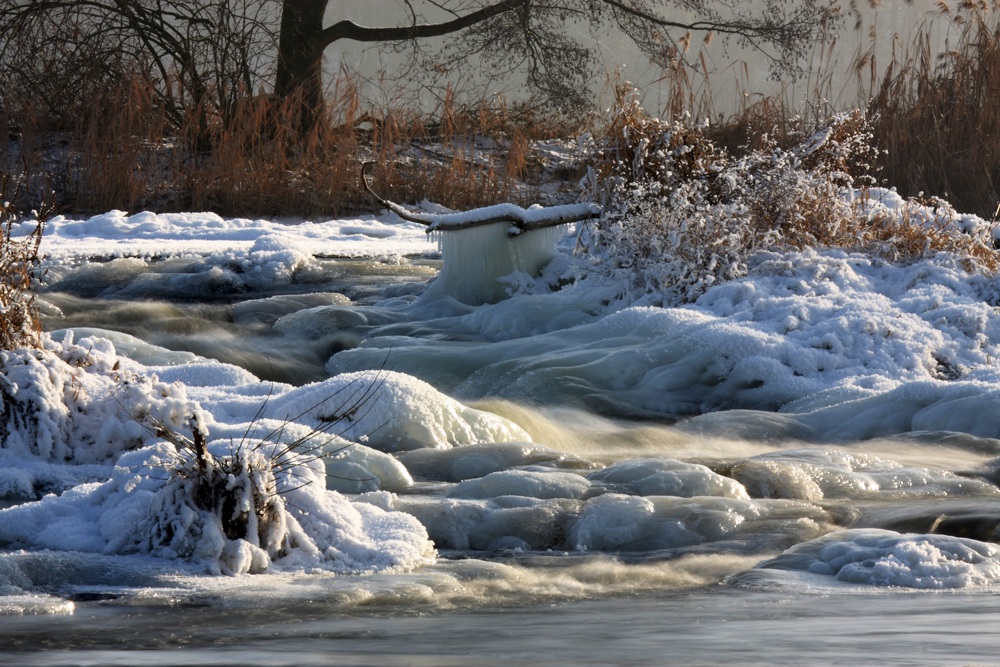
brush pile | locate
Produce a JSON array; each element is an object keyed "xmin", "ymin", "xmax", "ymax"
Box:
[{"xmin": 582, "ymin": 86, "xmax": 1000, "ymax": 306}]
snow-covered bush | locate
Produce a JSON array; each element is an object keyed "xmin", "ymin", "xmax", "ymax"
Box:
[
  {"xmin": 0, "ymin": 333, "xmax": 201, "ymax": 464},
  {"xmin": 581, "ymin": 86, "xmax": 999, "ymax": 305}
]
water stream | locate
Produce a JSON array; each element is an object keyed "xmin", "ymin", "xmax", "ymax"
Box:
[{"xmin": 5, "ymin": 248, "xmax": 1000, "ymax": 665}]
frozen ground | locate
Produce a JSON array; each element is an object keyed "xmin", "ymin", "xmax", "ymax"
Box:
[{"xmin": 4, "ymin": 200, "xmax": 1000, "ymax": 663}]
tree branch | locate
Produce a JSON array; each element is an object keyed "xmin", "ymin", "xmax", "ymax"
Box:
[
  {"xmin": 318, "ymin": 0, "xmax": 528, "ymax": 48},
  {"xmin": 360, "ymin": 162, "xmax": 600, "ymax": 236}
]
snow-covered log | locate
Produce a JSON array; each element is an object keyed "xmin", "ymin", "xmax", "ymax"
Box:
[{"xmin": 360, "ymin": 161, "xmax": 600, "ymax": 236}]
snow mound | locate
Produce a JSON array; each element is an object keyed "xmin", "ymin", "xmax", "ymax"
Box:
[
  {"xmin": 754, "ymin": 529, "xmax": 1000, "ymax": 588},
  {"xmin": 447, "ymin": 470, "xmax": 591, "ymax": 500},
  {"xmin": 395, "ymin": 441, "xmax": 598, "ymax": 482},
  {"xmin": 731, "ymin": 448, "xmax": 1000, "ymax": 501},
  {"xmin": 587, "ymin": 458, "xmax": 750, "ymax": 499},
  {"xmin": 324, "ymin": 443, "xmax": 413, "ymax": 494},
  {"xmin": 264, "ymin": 371, "xmax": 531, "ymax": 452},
  {"xmin": 0, "ymin": 332, "xmax": 202, "ymax": 467},
  {"xmin": 0, "ymin": 442, "xmax": 432, "ymax": 576}
]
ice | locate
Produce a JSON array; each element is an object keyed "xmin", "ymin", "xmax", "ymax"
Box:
[
  {"xmin": 273, "ymin": 305, "xmax": 408, "ymax": 338},
  {"xmin": 753, "ymin": 529, "xmax": 1000, "ymax": 589},
  {"xmin": 370, "ymin": 491, "xmax": 832, "ymax": 555},
  {"xmin": 260, "ymin": 371, "xmax": 531, "ymax": 452},
  {"xmin": 382, "ymin": 494, "xmax": 580, "ymax": 551},
  {"xmin": 447, "ymin": 470, "xmax": 592, "ymax": 500},
  {"xmin": 426, "ymin": 222, "xmax": 569, "ymax": 305},
  {"xmin": 567, "ymin": 494, "xmax": 830, "ymax": 553},
  {"xmin": 325, "ymin": 443, "xmax": 413, "ymax": 494},
  {"xmin": 231, "ymin": 293, "xmax": 352, "ymax": 326},
  {"xmin": 587, "ymin": 458, "xmax": 750, "ymax": 499},
  {"xmin": 395, "ymin": 441, "xmax": 598, "ymax": 482},
  {"xmin": 731, "ymin": 448, "xmax": 1000, "ymax": 501}
]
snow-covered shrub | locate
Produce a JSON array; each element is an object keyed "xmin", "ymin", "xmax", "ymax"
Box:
[
  {"xmin": 128, "ymin": 441, "xmax": 305, "ymax": 574},
  {"xmin": 0, "ymin": 332, "xmax": 201, "ymax": 464},
  {"xmin": 0, "ymin": 174, "xmax": 47, "ymax": 350},
  {"xmin": 581, "ymin": 86, "xmax": 999, "ymax": 305}
]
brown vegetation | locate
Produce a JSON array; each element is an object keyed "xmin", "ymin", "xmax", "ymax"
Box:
[
  {"xmin": 1, "ymin": 68, "xmax": 585, "ymax": 218},
  {"xmin": 0, "ymin": 174, "xmax": 49, "ymax": 350},
  {"xmin": 584, "ymin": 83, "xmax": 998, "ymax": 304}
]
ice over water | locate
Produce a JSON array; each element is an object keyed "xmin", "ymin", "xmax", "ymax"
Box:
[{"xmin": 6, "ymin": 200, "xmax": 1000, "ymax": 613}]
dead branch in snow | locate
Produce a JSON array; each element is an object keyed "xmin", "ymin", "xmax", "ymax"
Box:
[{"xmin": 360, "ymin": 161, "xmax": 600, "ymax": 237}]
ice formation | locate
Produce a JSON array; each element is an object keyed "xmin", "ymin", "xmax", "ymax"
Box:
[
  {"xmin": 752, "ymin": 529, "xmax": 1000, "ymax": 589},
  {"xmin": 427, "ymin": 221, "xmax": 569, "ymax": 305},
  {"xmin": 587, "ymin": 458, "xmax": 750, "ymax": 499},
  {"xmin": 731, "ymin": 448, "xmax": 1000, "ymax": 501},
  {"xmin": 447, "ymin": 470, "xmax": 592, "ymax": 500},
  {"xmin": 395, "ymin": 441, "xmax": 598, "ymax": 482},
  {"xmin": 370, "ymin": 492, "xmax": 832, "ymax": 554}
]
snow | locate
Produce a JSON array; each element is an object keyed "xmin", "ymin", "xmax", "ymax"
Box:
[
  {"xmin": 7, "ymin": 191, "xmax": 1000, "ymax": 602},
  {"xmin": 38, "ymin": 210, "xmax": 436, "ymax": 260},
  {"xmin": 587, "ymin": 458, "xmax": 750, "ymax": 499},
  {"xmin": 752, "ymin": 529, "xmax": 1000, "ymax": 589}
]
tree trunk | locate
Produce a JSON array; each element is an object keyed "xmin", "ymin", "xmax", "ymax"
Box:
[{"xmin": 275, "ymin": 0, "xmax": 329, "ymax": 131}]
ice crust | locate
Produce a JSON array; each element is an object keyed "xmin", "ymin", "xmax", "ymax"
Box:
[
  {"xmin": 754, "ymin": 529, "xmax": 1000, "ymax": 589},
  {"xmin": 588, "ymin": 458, "xmax": 750, "ymax": 499},
  {"xmin": 731, "ymin": 448, "xmax": 1000, "ymax": 501}
]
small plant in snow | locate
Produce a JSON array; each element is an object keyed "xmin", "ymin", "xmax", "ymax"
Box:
[
  {"xmin": 581, "ymin": 86, "xmax": 999, "ymax": 305},
  {"xmin": 127, "ymin": 371, "xmax": 391, "ymax": 574}
]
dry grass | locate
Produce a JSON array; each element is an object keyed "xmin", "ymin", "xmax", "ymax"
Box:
[
  {"xmin": 0, "ymin": 174, "xmax": 49, "ymax": 350},
  {"xmin": 863, "ymin": 3, "xmax": 1000, "ymax": 218},
  {"xmin": 2, "ymin": 70, "xmax": 582, "ymax": 218}
]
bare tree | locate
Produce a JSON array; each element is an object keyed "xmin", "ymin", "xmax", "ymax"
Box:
[
  {"xmin": 0, "ymin": 0, "xmax": 279, "ymax": 130},
  {"xmin": 0, "ymin": 0, "xmax": 843, "ymax": 131},
  {"xmin": 277, "ymin": 0, "xmax": 844, "ymax": 121}
]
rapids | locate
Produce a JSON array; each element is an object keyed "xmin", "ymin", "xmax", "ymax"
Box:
[{"xmin": 5, "ymin": 211, "xmax": 1000, "ymax": 664}]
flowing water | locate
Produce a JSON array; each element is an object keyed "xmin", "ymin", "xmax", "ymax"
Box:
[{"xmin": 6, "ymin": 250, "xmax": 1000, "ymax": 666}]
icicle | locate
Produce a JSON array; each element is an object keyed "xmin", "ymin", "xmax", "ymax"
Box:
[{"xmin": 428, "ymin": 223, "xmax": 568, "ymax": 305}]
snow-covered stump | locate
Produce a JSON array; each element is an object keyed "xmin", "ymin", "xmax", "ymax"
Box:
[{"xmin": 361, "ymin": 161, "xmax": 599, "ymax": 305}]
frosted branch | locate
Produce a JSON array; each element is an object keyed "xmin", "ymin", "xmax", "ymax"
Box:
[{"xmin": 360, "ymin": 161, "xmax": 601, "ymax": 237}]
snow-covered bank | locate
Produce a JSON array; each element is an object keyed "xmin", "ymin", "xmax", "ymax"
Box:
[
  {"xmin": 32, "ymin": 210, "xmax": 436, "ymax": 261},
  {"xmin": 327, "ymin": 246, "xmax": 1000, "ymax": 442}
]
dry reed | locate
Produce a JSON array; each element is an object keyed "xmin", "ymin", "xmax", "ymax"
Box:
[
  {"xmin": 1, "ymin": 69, "xmax": 579, "ymax": 218},
  {"xmin": 0, "ymin": 174, "xmax": 49, "ymax": 350}
]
